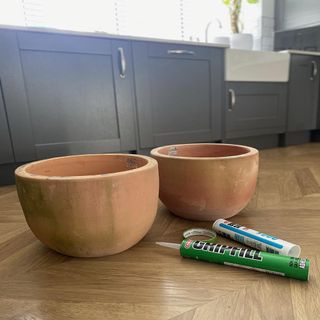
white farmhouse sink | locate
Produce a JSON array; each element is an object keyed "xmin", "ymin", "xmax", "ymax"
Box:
[{"xmin": 225, "ymin": 49, "xmax": 290, "ymax": 82}]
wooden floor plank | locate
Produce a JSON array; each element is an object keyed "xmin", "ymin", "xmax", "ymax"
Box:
[
  {"xmin": 295, "ymin": 168, "xmax": 320, "ymax": 196},
  {"xmin": 0, "ymin": 143, "xmax": 319, "ymax": 319}
]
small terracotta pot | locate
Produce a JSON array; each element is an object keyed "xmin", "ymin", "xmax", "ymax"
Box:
[
  {"xmin": 15, "ymin": 154, "xmax": 159, "ymax": 257},
  {"xmin": 151, "ymin": 143, "xmax": 258, "ymax": 221}
]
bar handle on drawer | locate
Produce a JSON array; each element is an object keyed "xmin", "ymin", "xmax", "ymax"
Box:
[
  {"xmin": 228, "ymin": 89, "xmax": 236, "ymax": 111},
  {"xmin": 167, "ymin": 49, "xmax": 195, "ymax": 55},
  {"xmin": 118, "ymin": 47, "xmax": 126, "ymax": 79},
  {"xmin": 310, "ymin": 60, "xmax": 318, "ymax": 80}
]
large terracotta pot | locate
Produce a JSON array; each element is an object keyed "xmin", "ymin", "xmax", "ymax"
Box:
[
  {"xmin": 15, "ymin": 154, "xmax": 159, "ymax": 257},
  {"xmin": 151, "ymin": 143, "xmax": 258, "ymax": 221}
]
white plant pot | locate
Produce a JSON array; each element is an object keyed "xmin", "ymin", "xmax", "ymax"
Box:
[
  {"xmin": 230, "ymin": 33, "xmax": 253, "ymax": 50},
  {"xmin": 212, "ymin": 36, "xmax": 230, "ymax": 46}
]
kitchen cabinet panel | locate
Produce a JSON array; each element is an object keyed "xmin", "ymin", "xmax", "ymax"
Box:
[
  {"xmin": 225, "ymin": 82, "xmax": 287, "ymax": 139},
  {"xmin": 295, "ymin": 28, "xmax": 318, "ymax": 51},
  {"xmin": 10, "ymin": 32, "xmax": 136, "ymax": 159},
  {"xmin": 287, "ymin": 55, "xmax": 319, "ymax": 132},
  {"xmin": 0, "ymin": 82, "xmax": 14, "ymax": 164},
  {"xmin": 274, "ymin": 26, "xmax": 320, "ymax": 52},
  {"xmin": 132, "ymin": 42, "xmax": 223, "ymax": 148},
  {"xmin": 274, "ymin": 30, "xmax": 295, "ymax": 51},
  {"xmin": 21, "ymin": 51, "xmax": 119, "ymax": 149},
  {"xmin": 0, "ymin": 30, "xmax": 35, "ymax": 161}
]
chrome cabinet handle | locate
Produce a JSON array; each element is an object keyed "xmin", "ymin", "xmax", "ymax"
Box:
[
  {"xmin": 167, "ymin": 49, "xmax": 195, "ymax": 55},
  {"xmin": 228, "ymin": 89, "xmax": 236, "ymax": 111},
  {"xmin": 118, "ymin": 47, "xmax": 126, "ymax": 79},
  {"xmin": 310, "ymin": 60, "xmax": 318, "ymax": 80}
]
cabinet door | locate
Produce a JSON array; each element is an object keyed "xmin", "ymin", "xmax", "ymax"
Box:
[
  {"xmin": 4, "ymin": 31, "xmax": 136, "ymax": 160},
  {"xmin": 0, "ymin": 82, "xmax": 14, "ymax": 164},
  {"xmin": 287, "ymin": 55, "xmax": 319, "ymax": 132},
  {"xmin": 133, "ymin": 42, "xmax": 223, "ymax": 148},
  {"xmin": 0, "ymin": 30, "xmax": 35, "ymax": 162},
  {"xmin": 225, "ymin": 83, "xmax": 287, "ymax": 139}
]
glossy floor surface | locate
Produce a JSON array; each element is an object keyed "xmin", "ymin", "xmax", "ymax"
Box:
[{"xmin": 1, "ymin": 143, "xmax": 320, "ymax": 319}]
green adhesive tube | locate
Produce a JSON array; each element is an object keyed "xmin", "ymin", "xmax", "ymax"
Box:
[{"xmin": 156, "ymin": 239, "xmax": 310, "ymax": 281}]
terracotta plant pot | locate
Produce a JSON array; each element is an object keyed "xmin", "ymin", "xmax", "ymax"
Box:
[
  {"xmin": 151, "ymin": 143, "xmax": 258, "ymax": 221},
  {"xmin": 15, "ymin": 154, "xmax": 159, "ymax": 257}
]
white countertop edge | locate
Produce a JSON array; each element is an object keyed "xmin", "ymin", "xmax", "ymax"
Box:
[
  {"xmin": 0, "ymin": 24, "xmax": 229, "ymax": 49},
  {"xmin": 279, "ymin": 50, "xmax": 320, "ymax": 57}
]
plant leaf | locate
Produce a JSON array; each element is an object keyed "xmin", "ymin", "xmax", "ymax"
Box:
[{"xmin": 222, "ymin": 0, "xmax": 230, "ymax": 5}]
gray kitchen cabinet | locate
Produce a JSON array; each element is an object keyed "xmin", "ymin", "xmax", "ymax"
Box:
[
  {"xmin": 1, "ymin": 30, "xmax": 136, "ymax": 160},
  {"xmin": 289, "ymin": 27, "xmax": 319, "ymax": 52},
  {"xmin": 287, "ymin": 55, "xmax": 319, "ymax": 132},
  {"xmin": 274, "ymin": 30, "xmax": 295, "ymax": 51},
  {"xmin": 132, "ymin": 42, "xmax": 223, "ymax": 148},
  {"xmin": 294, "ymin": 28, "xmax": 319, "ymax": 51},
  {"xmin": 0, "ymin": 82, "xmax": 14, "ymax": 164},
  {"xmin": 0, "ymin": 30, "xmax": 36, "ymax": 162},
  {"xmin": 274, "ymin": 26, "xmax": 320, "ymax": 52},
  {"xmin": 225, "ymin": 82, "xmax": 287, "ymax": 139},
  {"xmin": 17, "ymin": 31, "xmax": 136, "ymax": 159}
]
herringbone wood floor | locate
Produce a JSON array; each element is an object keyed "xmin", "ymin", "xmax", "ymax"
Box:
[{"xmin": 1, "ymin": 143, "xmax": 320, "ymax": 320}]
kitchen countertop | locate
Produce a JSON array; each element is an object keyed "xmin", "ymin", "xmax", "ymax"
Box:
[
  {"xmin": 0, "ymin": 24, "xmax": 229, "ymax": 48},
  {"xmin": 0, "ymin": 143, "xmax": 319, "ymax": 319},
  {"xmin": 280, "ymin": 50, "xmax": 320, "ymax": 56}
]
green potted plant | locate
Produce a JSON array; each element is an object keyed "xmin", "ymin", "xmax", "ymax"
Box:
[{"xmin": 223, "ymin": 0, "xmax": 258, "ymax": 50}]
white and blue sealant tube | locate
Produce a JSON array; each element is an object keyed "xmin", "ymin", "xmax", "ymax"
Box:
[{"xmin": 212, "ymin": 219, "xmax": 301, "ymax": 257}]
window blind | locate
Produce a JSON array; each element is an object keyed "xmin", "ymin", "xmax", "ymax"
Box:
[
  {"xmin": 20, "ymin": 0, "xmax": 47, "ymax": 26},
  {"xmin": 0, "ymin": 0, "xmax": 260, "ymax": 42}
]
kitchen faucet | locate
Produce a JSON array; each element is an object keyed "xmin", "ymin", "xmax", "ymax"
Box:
[{"xmin": 205, "ymin": 18, "xmax": 222, "ymax": 43}]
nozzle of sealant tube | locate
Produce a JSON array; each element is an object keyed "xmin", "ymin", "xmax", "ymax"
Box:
[
  {"xmin": 212, "ymin": 219, "xmax": 301, "ymax": 257},
  {"xmin": 156, "ymin": 240, "xmax": 310, "ymax": 281}
]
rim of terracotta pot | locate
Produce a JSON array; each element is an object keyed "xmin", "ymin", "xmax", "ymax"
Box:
[
  {"xmin": 151, "ymin": 143, "xmax": 258, "ymax": 160},
  {"xmin": 15, "ymin": 153, "xmax": 157, "ymax": 181}
]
